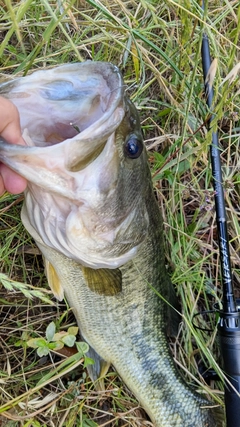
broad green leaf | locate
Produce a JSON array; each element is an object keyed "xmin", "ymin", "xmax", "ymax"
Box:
[
  {"xmin": 76, "ymin": 341, "xmax": 89, "ymax": 355},
  {"xmin": 53, "ymin": 332, "xmax": 67, "ymax": 342},
  {"xmin": 68, "ymin": 326, "xmax": 78, "ymax": 336},
  {"xmin": 61, "ymin": 335, "xmax": 76, "ymax": 347},
  {"xmin": 49, "ymin": 342, "xmax": 64, "ymax": 351},
  {"xmin": 37, "ymin": 346, "xmax": 50, "ymax": 357},
  {"xmin": 83, "ymin": 356, "xmax": 95, "ymax": 369},
  {"xmin": 27, "ymin": 338, "xmax": 48, "ymax": 349},
  {"xmin": 46, "ymin": 321, "xmax": 56, "ymax": 342}
]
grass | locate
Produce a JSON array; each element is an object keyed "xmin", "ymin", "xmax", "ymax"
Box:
[{"xmin": 0, "ymin": 0, "xmax": 240, "ymax": 425}]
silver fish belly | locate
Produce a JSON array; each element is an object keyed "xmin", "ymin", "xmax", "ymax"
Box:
[{"xmin": 0, "ymin": 62, "xmax": 222, "ymax": 426}]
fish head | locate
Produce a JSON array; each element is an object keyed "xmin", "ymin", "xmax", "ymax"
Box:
[{"xmin": 0, "ymin": 62, "xmax": 151, "ymax": 269}]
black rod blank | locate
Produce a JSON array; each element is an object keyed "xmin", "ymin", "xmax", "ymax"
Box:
[
  {"xmin": 201, "ymin": 34, "xmax": 236, "ymax": 315},
  {"xmin": 201, "ymin": 6, "xmax": 240, "ymax": 426}
]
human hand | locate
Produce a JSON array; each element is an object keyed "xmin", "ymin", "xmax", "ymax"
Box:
[{"xmin": 0, "ymin": 96, "xmax": 27, "ymax": 195}]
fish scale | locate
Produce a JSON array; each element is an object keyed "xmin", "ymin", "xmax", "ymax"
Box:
[{"xmin": 0, "ymin": 62, "xmax": 223, "ymax": 426}]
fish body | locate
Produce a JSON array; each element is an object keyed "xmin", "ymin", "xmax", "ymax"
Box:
[{"xmin": 0, "ymin": 62, "xmax": 221, "ymax": 426}]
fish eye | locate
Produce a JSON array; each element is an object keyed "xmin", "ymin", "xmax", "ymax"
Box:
[{"xmin": 124, "ymin": 135, "xmax": 143, "ymax": 159}]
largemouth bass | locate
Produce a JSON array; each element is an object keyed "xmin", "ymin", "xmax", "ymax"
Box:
[{"xmin": 0, "ymin": 62, "xmax": 222, "ymax": 426}]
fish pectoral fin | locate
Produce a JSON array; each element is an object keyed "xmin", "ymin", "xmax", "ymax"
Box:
[
  {"xmin": 44, "ymin": 259, "xmax": 64, "ymax": 301},
  {"xmin": 81, "ymin": 266, "xmax": 122, "ymax": 296},
  {"xmin": 86, "ymin": 345, "xmax": 110, "ymax": 391}
]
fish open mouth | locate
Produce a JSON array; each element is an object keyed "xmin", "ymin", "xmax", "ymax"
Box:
[
  {"xmin": 32, "ymin": 81, "xmax": 110, "ymax": 145},
  {"xmin": 0, "ymin": 62, "xmax": 124, "ymax": 148},
  {"xmin": 0, "ymin": 61, "xmax": 126, "ymax": 176},
  {"xmin": 38, "ymin": 87, "xmax": 106, "ymax": 145},
  {"xmin": 0, "ymin": 62, "xmax": 149, "ymax": 269}
]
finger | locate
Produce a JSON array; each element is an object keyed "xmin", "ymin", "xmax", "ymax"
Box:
[
  {"xmin": 0, "ymin": 175, "xmax": 5, "ymax": 196},
  {"xmin": 0, "ymin": 164, "xmax": 27, "ymax": 194},
  {"xmin": 0, "ymin": 96, "xmax": 26, "ymax": 146}
]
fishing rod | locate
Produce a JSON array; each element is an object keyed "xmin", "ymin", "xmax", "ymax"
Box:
[{"xmin": 201, "ymin": 2, "xmax": 240, "ymax": 425}]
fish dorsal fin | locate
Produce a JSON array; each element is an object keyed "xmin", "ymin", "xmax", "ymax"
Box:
[
  {"xmin": 81, "ymin": 266, "xmax": 122, "ymax": 296},
  {"xmin": 44, "ymin": 259, "xmax": 64, "ymax": 301}
]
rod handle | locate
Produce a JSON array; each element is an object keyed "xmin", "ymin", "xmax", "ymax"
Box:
[{"xmin": 218, "ymin": 309, "xmax": 240, "ymax": 425}]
